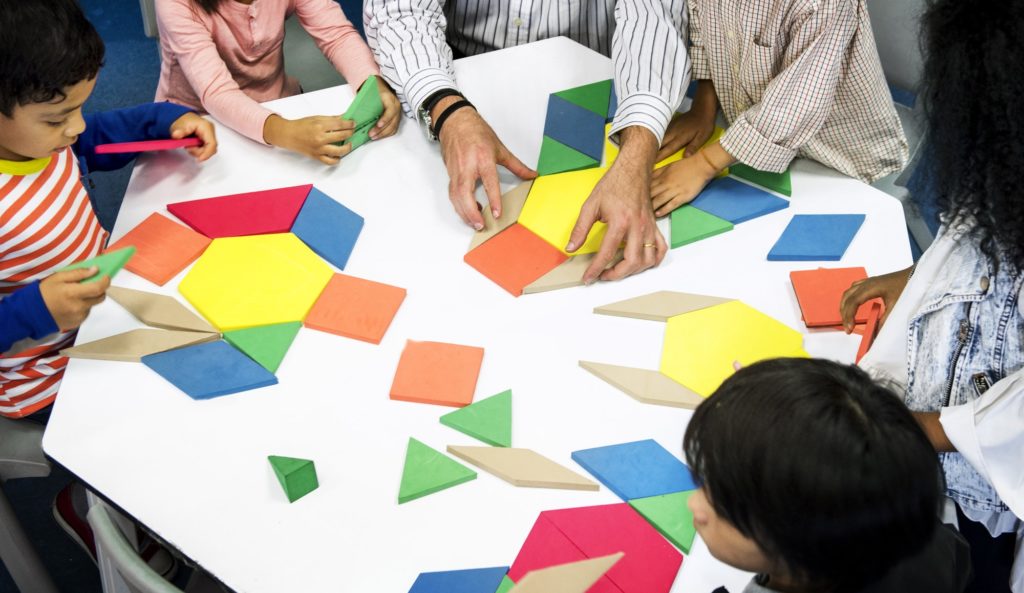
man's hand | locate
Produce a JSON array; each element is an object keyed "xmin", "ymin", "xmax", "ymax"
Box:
[
  {"xmin": 370, "ymin": 77, "xmax": 401, "ymax": 140},
  {"xmin": 263, "ymin": 114, "xmax": 355, "ymax": 165},
  {"xmin": 839, "ymin": 266, "xmax": 913, "ymax": 333},
  {"xmin": 39, "ymin": 268, "xmax": 111, "ymax": 331},
  {"xmin": 567, "ymin": 126, "xmax": 666, "ymax": 284},
  {"xmin": 169, "ymin": 112, "xmax": 217, "ymax": 162},
  {"xmin": 435, "ymin": 96, "xmax": 536, "ymax": 230}
]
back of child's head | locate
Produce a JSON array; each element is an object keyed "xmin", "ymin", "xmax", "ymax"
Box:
[
  {"xmin": 921, "ymin": 0, "xmax": 1024, "ymax": 268},
  {"xmin": 684, "ymin": 357, "xmax": 941, "ymax": 593},
  {"xmin": 0, "ymin": 0, "xmax": 105, "ymax": 117}
]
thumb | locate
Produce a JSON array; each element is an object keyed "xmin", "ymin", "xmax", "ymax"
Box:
[
  {"xmin": 566, "ymin": 201, "xmax": 598, "ymax": 253},
  {"xmin": 54, "ymin": 266, "xmax": 99, "ymax": 283},
  {"xmin": 170, "ymin": 126, "xmax": 188, "ymax": 139},
  {"xmin": 498, "ymin": 148, "xmax": 538, "ymax": 180}
]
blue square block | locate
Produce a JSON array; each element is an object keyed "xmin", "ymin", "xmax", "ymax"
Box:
[
  {"xmin": 142, "ymin": 341, "xmax": 277, "ymax": 400},
  {"xmin": 408, "ymin": 566, "xmax": 509, "ymax": 593},
  {"xmin": 767, "ymin": 214, "xmax": 866, "ymax": 261},
  {"xmin": 571, "ymin": 439, "xmax": 697, "ymax": 501},
  {"xmin": 543, "ymin": 94, "xmax": 605, "ymax": 162},
  {"xmin": 291, "ymin": 187, "xmax": 364, "ymax": 270},
  {"xmin": 690, "ymin": 177, "xmax": 789, "ymax": 224}
]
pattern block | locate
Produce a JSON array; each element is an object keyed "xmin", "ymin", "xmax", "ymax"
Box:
[
  {"xmin": 107, "ymin": 213, "xmax": 211, "ymax": 285},
  {"xmin": 390, "ymin": 341, "xmax": 485, "ymax": 407},
  {"xmin": 304, "ymin": 273, "xmax": 406, "ymax": 344},
  {"xmin": 223, "ymin": 322, "xmax": 302, "ymax": 373},
  {"xmin": 767, "ymin": 214, "xmax": 865, "ymax": 261},
  {"xmin": 268, "ymin": 455, "xmax": 319, "ymax": 503},
  {"xmin": 508, "ymin": 554, "xmax": 622, "ymax": 593},
  {"xmin": 689, "ymin": 177, "xmax": 789, "ymax": 224},
  {"xmin": 536, "ymin": 136, "xmax": 599, "ymax": 176},
  {"xmin": 571, "ymin": 439, "xmax": 697, "ymax": 501},
  {"xmin": 629, "ymin": 490, "xmax": 698, "ymax": 553},
  {"xmin": 790, "ymin": 267, "xmax": 876, "ymax": 327},
  {"xmin": 291, "ymin": 187, "xmax": 364, "ymax": 270},
  {"xmin": 167, "ymin": 185, "xmax": 312, "ymax": 238},
  {"xmin": 62, "ymin": 329, "xmax": 219, "ymax": 362},
  {"xmin": 407, "ymin": 566, "xmax": 509, "ymax": 593},
  {"xmin": 142, "ymin": 340, "xmax": 278, "ymax": 400},
  {"xmin": 464, "ymin": 224, "xmax": 569, "ymax": 296},
  {"xmin": 554, "ymin": 79, "xmax": 613, "ymax": 118},
  {"xmin": 670, "ymin": 205, "xmax": 733, "ymax": 248},
  {"xmin": 341, "ymin": 74, "xmax": 383, "ymax": 150},
  {"xmin": 398, "ymin": 438, "xmax": 477, "ymax": 504},
  {"xmin": 730, "ymin": 163, "xmax": 792, "ymax": 196},
  {"xmin": 447, "ymin": 446, "xmax": 598, "ymax": 491},
  {"xmin": 107, "ymin": 286, "xmax": 216, "ymax": 333},
  {"xmin": 518, "ymin": 167, "xmax": 608, "ymax": 255},
  {"xmin": 61, "ymin": 247, "xmax": 135, "ymax": 284},
  {"xmin": 439, "ymin": 389, "xmax": 512, "ymax": 447},
  {"xmin": 543, "ymin": 95, "xmax": 605, "ymax": 162}
]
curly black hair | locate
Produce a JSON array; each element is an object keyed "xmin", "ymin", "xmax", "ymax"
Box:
[{"xmin": 920, "ymin": 0, "xmax": 1024, "ymax": 269}]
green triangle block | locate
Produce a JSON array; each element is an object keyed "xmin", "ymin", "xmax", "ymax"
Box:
[
  {"xmin": 494, "ymin": 575, "xmax": 515, "ymax": 593},
  {"xmin": 730, "ymin": 163, "xmax": 792, "ymax": 196},
  {"xmin": 629, "ymin": 490, "xmax": 698, "ymax": 553},
  {"xmin": 268, "ymin": 455, "xmax": 319, "ymax": 503},
  {"xmin": 223, "ymin": 322, "xmax": 301, "ymax": 373},
  {"xmin": 60, "ymin": 246, "xmax": 136, "ymax": 284},
  {"xmin": 670, "ymin": 206, "xmax": 734, "ymax": 248},
  {"xmin": 439, "ymin": 389, "xmax": 512, "ymax": 447},
  {"xmin": 555, "ymin": 79, "xmax": 613, "ymax": 118},
  {"xmin": 537, "ymin": 136, "xmax": 600, "ymax": 176},
  {"xmin": 338, "ymin": 74, "xmax": 383, "ymax": 148},
  {"xmin": 398, "ymin": 438, "xmax": 476, "ymax": 504}
]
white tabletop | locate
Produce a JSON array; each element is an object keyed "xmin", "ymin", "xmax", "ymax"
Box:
[{"xmin": 44, "ymin": 37, "xmax": 912, "ymax": 593}]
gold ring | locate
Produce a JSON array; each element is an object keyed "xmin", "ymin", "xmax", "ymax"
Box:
[{"xmin": 643, "ymin": 243, "xmax": 656, "ymax": 248}]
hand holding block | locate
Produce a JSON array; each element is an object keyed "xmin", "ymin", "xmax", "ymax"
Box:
[
  {"xmin": 340, "ymin": 74, "xmax": 384, "ymax": 150},
  {"xmin": 94, "ymin": 137, "xmax": 202, "ymax": 154},
  {"xmin": 60, "ymin": 247, "xmax": 135, "ymax": 283}
]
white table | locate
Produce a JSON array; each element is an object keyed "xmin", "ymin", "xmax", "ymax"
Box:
[{"xmin": 44, "ymin": 37, "xmax": 912, "ymax": 593}]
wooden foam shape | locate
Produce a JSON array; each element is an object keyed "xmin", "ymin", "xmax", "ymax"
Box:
[
  {"xmin": 571, "ymin": 439, "xmax": 697, "ymax": 501},
  {"xmin": 578, "ymin": 361, "xmax": 703, "ymax": 409},
  {"xmin": 536, "ymin": 136, "xmax": 600, "ymax": 176},
  {"xmin": 593, "ymin": 290, "xmax": 732, "ymax": 322},
  {"xmin": 107, "ymin": 213, "xmax": 212, "ymax": 286},
  {"xmin": 730, "ymin": 162, "xmax": 792, "ymax": 196},
  {"xmin": 94, "ymin": 137, "xmax": 203, "ymax": 154},
  {"xmin": 856, "ymin": 301, "xmax": 884, "ymax": 363},
  {"xmin": 464, "ymin": 224, "xmax": 568, "ymax": 297},
  {"xmin": 304, "ymin": 273, "xmax": 406, "ymax": 344},
  {"xmin": 508, "ymin": 515, "xmax": 606, "ymax": 589},
  {"xmin": 268, "ymin": 455, "xmax": 318, "ymax": 503},
  {"xmin": 390, "ymin": 341, "xmax": 485, "ymax": 407},
  {"xmin": 554, "ymin": 79, "xmax": 613, "ymax": 118},
  {"xmin": 495, "ymin": 576, "xmax": 515, "ymax": 593},
  {"xmin": 177, "ymin": 233, "xmax": 333, "ymax": 331},
  {"xmin": 107, "ymin": 286, "xmax": 216, "ymax": 333},
  {"xmin": 767, "ymin": 214, "xmax": 866, "ymax": 261},
  {"xmin": 689, "ymin": 177, "xmax": 789, "ymax": 224},
  {"xmin": 660, "ymin": 300, "xmax": 807, "ymax": 396},
  {"xmin": 439, "ymin": 389, "xmax": 512, "ymax": 447},
  {"xmin": 340, "ymin": 74, "xmax": 383, "ymax": 149},
  {"xmin": 223, "ymin": 322, "xmax": 302, "ymax": 373},
  {"xmin": 61, "ymin": 247, "xmax": 135, "ymax": 284},
  {"xmin": 61, "ymin": 329, "xmax": 219, "ymax": 362},
  {"xmin": 290, "ymin": 187, "xmax": 364, "ymax": 270},
  {"xmin": 543, "ymin": 95, "xmax": 605, "ymax": 162},
  {"xmin": 628, "ymin": 491, "xmax": 698, "ymax": 553},
  {"xmin": 407, "ymin": 566, "xmax": 509, "ymax": 593},
  {"xmin": 468, "ymin": 181, "xmax": 534, "ymax": 251},
  {"xmin": 518, "ymin": 167, "xmax": 608, "ymax": 255},
  {"xmin": 542, "ymin": 504, "xmax": 683, "ymax": 593},
  {"xmin": 167, "ymin": 185, "xmax": 312, "ymax": 238},
  {"xmin": 521, "ymin": 251, "xmax": 624, "ymax": 295},
  {"xmin": 789, "ymin": 267, "xmax": 875, "ymax": 327},
  {"xmin": 398, "ymin": 438, "xmax": 476, "ymax": 504},
  {"xmin": 142, "ymin": 340, "xmax": 278, "ymax": 400},
  {"xmin": 447, "ymin": 446, "xmax": 598, "ymax": 491},
  {"xmin": 509, "ymin": 553, "xmax": 623, "ymax": 593},
  {"xmin": 670, "ymin": 205, "xmax": 733, "ymax": 249}
]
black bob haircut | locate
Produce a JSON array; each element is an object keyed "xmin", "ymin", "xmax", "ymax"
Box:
[
  {"xmin": 684, "ymin": 358, "xmax": 942, "ymax": 593},
  {"xmin": 0, "ymin": 0, "xmax": 105, "ymax": 116}
]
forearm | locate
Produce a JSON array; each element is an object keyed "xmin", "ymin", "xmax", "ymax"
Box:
[
  {"xmin": 616, "ymin": 126, "xmax": 659, "ymax": 172},
  {"xmin": 914, "ymin": 411, "xmax": 957, "ymax": 453},
  {"xmin": 77, "ymin": 102, "xmax": 193, "ymax": 170}
]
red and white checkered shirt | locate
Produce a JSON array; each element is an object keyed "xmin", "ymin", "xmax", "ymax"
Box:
[{"xmin": 688, "ymin": 0, "xmax": 908, "ymax": 182}]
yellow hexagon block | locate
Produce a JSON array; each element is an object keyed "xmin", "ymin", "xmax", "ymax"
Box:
[
  {"xmin": 660, "ymin": 300, "xmax": 807, "ymax": 397},
  {"xmin": 179, "ymin": 233, "xmax": 333, "ymax": 331},
  {"xmin": 518, "ymin": 167, "xmax": 609, "ymax": 255}
]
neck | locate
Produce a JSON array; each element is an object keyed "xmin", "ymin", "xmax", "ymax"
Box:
[{"xmin": 0, "ymin": 146, "xmax": 30, "ymax": 162}]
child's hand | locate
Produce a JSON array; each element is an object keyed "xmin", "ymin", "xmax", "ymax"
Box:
[
  {"xmin": 263, "ymin": 114, "xmax": 354, "ymax": 165},
  {"xmin": 39, "ymin": 268, "xmax": 111, "ymax": 331},
  {"xmin": 370, "ymin": 77, "xmax": 401, "ymax": 141},
  {"xmin": 650, "ymin": 151, "xmax": 718, "ymax": 216},
  {"xmin": 170, "ymin": 113, "xmax": 218, "ymax": 162},
  {"xmin": 839, "ymin": 267, "xmax": 913, "ymax": 333},
  {"xmin": 657, "ymin": 110, "xmax": 716, "ymax": 163}
]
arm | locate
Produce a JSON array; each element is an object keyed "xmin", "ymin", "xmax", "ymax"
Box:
[
  {"xmin": 75, "ymin": 102, "xmax": 192, "ymax": 171},
  {"xmin": 295, "ymin": 0, "xmax": 379, "ymax": 91},
  {"xmin": 0, "ymin": 269, "xmax": 110, "ymax": 353},
  {"xmin": 0, "ymin": 283, "xmax": 57, "ymax": 354},
  {"xmin": 719, "ymin": 0, "xmax": 858, "ymax": 173}
]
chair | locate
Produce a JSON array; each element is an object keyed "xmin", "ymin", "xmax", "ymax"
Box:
[{"xmin": 0, "ymin": 417, "xmax": 59, "ymax": 593}]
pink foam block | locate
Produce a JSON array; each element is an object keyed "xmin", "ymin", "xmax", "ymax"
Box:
[
  {"xmin": 508, "ymin": 514, "xmax": 620, "ymax": 593},
  {"xmin": 94, "ymin": 137, "xmax": 203, "ymax": 154},
  {"xmin": 167, "ymin": 185, "xmax": 313, "ymax": 238}
]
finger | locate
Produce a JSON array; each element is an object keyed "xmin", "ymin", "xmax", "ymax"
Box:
[
  {"xmin": 683, "ymin": 138, "xmax": 704, "ymax": 157},
  {"xmin": 68, "ymin": 276, "xmax": 110, "ymax": 299},
  {"xmin": 652, "ymin": 230, "xmax": 668, "ymax": 265},
  {"xmin": 317, "ymin": 116, "xmax": 355, "ymax": 131},
  {"xmin": 600, "ymin": 225, "xmax": 642, "ymax": 282},
  {"xmin": 584, "ymin": 224, "xmax": 628, "ymax": 284},
  {"xmin": 318, "ymin": 154, "xmax": 342, "ymax": 166},
  {"xmin": 480, "ymin": 164, "xmax": 503, "ymax": 219},
  {"xmin": 52, "ymin": 267, "xmax": 99, "ymax": 283},
  {"xmin": 321, "ymin": 142, "xmax": 351, "ymax": 160},
  {"xmin": 566, "ymin": 200, "xmax": 599, "ymax": 254},
  {"xmin": 655, "ymin": 195, "xmax": 688, "ymax": 217},
  {"xmin": 324, "ymin": 128, "xmax": 355, "ymax": 145},
  {"xmin": 651, "ymin": 190, "xmax": 675, "ymax": 213},
  {"xmin": 450, "ymin": 176, "xmax": 484, "ymax": 229},
  {"xmin": 839, "ymin": 285, "xmax": 871, "ymax": 333},
  {"xmin": 370, "ymin": 114, "xmax": 398, "ymax": 139},
  {"xmin": 651, "ymin": 166, "xmax": 666, "ymax": 182},
  {"xmin": 497, "ymin": 147, "xmax": 538, "ymax": 180}
]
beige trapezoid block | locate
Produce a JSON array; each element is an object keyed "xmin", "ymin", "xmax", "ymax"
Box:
[{"xmin": 446, "ymin": 445, "xmax": 598, "ymax": 491}]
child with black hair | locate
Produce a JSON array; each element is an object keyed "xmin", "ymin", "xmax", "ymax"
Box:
[
  {"xmin": 684, "ymin": 358, "xmax": 972, "ymax": 593},
  {"xmin": 840, "ymin": 1, "xmax": 1024, "ymax": 590},
  {"xmin": 0, "ymin": 0, "xmax": 217, "ymax": 420}
]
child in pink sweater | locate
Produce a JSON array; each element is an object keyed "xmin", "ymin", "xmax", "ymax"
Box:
[{"xmin": 155, "ymin": 0, "xmax": 399, "ymax": 164}]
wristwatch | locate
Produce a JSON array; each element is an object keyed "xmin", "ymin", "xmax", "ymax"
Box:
[{"xmin": 418, "ymin": 88, "xmax": 462, "ymax": 141}]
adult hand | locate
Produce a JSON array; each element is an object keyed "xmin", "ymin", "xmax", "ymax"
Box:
[
  {"xmin": 656, "ymin": 110, "xmax": 716, "ymax": 163},
  {"xmin": 567, "ymin": 126, "xmax": 666, "ymax": 283},
  {"xmin": 39, "ymin": 268, "xmax": 111, "ymax": 331},
  {"xmin": 436, "ymin": 96, "xmax": 537, "ymax": 230},
  {"xmin": 370, "ymin": 77, "xmax": 401, "ymax": 141},
  {"xmin": 263, "ymin": 114, "xmax": 354, "ymax": 165},
  {"xmin": 839, "ymin": 266, "xmax": 913, "ymax": 333},
  {"xmin": 169, "ymin": 112, "xmax": 217, "ymax": 162}
]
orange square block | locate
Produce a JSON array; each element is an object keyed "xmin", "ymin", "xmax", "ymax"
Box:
[
  {"xmin": 790, "ymin": 267, "xmax": 879, "ymax": 328},
  {"xmin": 304, "ymin": 273, "xmax": 406, "ymax": 344},
  {"xmin": 390, "ymin": 340, "xmax": 485, "ymax": 407},
  {"xmin": 464, "ymin": 223, "xmax": 569, "ymax": 296},
  {"xmin": 108, "ymin": 213, "xmax": 211, "ymax": 286}
]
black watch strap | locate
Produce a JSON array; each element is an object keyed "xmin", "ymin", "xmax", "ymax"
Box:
[
  {"xmin": 431, "ymin": 99, "xmax": 474, "ymax": 140},
  {"xmin": 422, "ymin": 88, "xmax": 462, "ymax": 117}
]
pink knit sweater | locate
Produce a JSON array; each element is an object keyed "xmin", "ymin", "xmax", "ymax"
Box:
[{"xmin": 155, "ymin": 0, "xmax": 380, "ymax": 143}]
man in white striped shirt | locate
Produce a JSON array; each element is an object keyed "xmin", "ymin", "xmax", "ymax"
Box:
[{"xmin": 365, "ymin": 0, "xmax": 690, "ymax": 281}]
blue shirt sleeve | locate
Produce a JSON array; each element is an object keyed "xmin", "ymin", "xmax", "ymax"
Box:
[
  {"xmin": 0, "ymin": 282, "xmax": 59, "ymax": 354},
  {"xmin": 74, "ymin": 102, "xmax": 194, "ymax": 172}
]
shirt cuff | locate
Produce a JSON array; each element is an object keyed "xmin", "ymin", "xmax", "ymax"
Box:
[
  {"xmin": 402, "ymin": 67, "xmax": 459, "ymax": 119},
  {"xmin": 720, "ymin": 117, "xmax": 797, "ymax": 173},
  {"xmin": 153, "ymin": 102, "xmax": 194, "ymax": 136},
  {"xmin": 608, "ymin": 92, "xmax": 675, "ymax": 146},
  {"xmin": 940, "ymin": 403, "xmax": 989, "ymax": 484},
  {"xmin": 690, "ymin": 46, "xmax": 711, "ymax": 80}
]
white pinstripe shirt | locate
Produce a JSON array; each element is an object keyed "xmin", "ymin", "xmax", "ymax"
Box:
[{"xmin": 364, "ymin": 0, "xmax": 690, "ymax": 142}]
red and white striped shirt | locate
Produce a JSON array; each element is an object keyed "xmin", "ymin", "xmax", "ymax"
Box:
[{"xmin": 0, "ymin": 148, "xmax": 107, "ymax": 418}]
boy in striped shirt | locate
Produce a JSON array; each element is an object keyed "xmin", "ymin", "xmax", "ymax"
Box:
[{"xmin": 0, "ymin": 0, "xmax": 217, "ymax": 420}]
